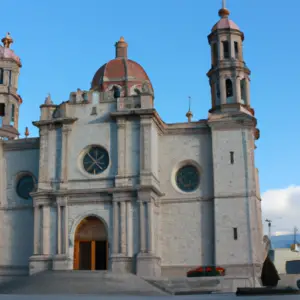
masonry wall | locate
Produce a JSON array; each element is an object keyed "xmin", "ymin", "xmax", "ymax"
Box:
[
  {"xmin": 158, "ymin": 132, "xmax": 214, "ymax": 269},
  {"xmin": 66, "ymin": 102, "xmax": 117, "ymax": 189},
  {"xmin": 0, "ymin": 141, "xmax": 39, "ymax": 275}
]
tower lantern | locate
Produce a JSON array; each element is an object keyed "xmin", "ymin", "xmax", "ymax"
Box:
[{"xmin": 0, "ymin": 32, "xmax": 22, "ymax": 140}]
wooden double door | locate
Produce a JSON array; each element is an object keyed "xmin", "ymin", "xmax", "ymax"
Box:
[{"xmin": 74, "ymin": 240, "xmax": 108, "ymax": 270}]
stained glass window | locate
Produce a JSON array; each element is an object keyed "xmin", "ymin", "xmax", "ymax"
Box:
[
  {"xmin": 176, "ymin": 165, "xmax": 200, "ymax": 192},
  {"xmin": 83, "ymin": 146, "xmax": 109, "ymax": 175},
  {"xmin": 16, "ymin": 175, "xmax": 35, "ymax": 199}
]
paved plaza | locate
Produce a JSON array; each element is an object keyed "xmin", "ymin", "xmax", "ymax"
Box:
[{"xmin": 0, "ymin": 294, "xmax": 299, "ymax": 300}]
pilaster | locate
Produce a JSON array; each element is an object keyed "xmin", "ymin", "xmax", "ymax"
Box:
[
  {"xmin": 235, "ymin": 74, "xmax": 241, "ymax": 104},
  {"xmin": 47, "ymin": 124, "xmax": 56, "ymax": 184},
  {"xmin": 53, "ymin": 196, "xmax": 71, "ymax": 270},
  {"xmin": 42, "ymin": 205, "xmax": 51, "ymax": 255},
  {"xmin": 29, "ymin": 194, "xmax": 53, "ymax": 275},
  {"xmin": 219, "ymin": 75, "xmax": 226, "ymax": 105},
  {"xmin": 115, "ymin": 118, "xmax": 127, "ymax": 187},
  {"xmin": 136, "ymin": 191, "xmax": 161, "ymax": 277},
  {"xmin": 245, "ymin": 77, "xmax": 251, "ymax": 106},
  {"xmin": 37, "ymin": 125, "xmax": 51, "ymax": 190},
  {"xmin": 60, "ymin": 125, "xmax": 72, "ymax": 189},
  {"xmin": 0, "ymin": 141, "xmax": 5, "ymax": 205},
  {"xmin": 110, "ymin": 192, "xmax": 133, "ymax": 273}
]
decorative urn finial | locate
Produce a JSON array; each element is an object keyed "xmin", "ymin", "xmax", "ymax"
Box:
[
  {"xmin": 25, "ymin": 127, "xmax": 29, "ymax": 138},
  {"xmin": 2, "ymin": 32, "xmax": 13, "ymax": 48}
]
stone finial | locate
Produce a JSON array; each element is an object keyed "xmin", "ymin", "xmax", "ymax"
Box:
[
  {"xmin": 25, "ymin": 127, "xmax": 29, "ymax": 138},
  {"xmin": 2, "ymin": 32, "xmax": 13, "ymax": 48},
  {"xmin": 186, "ymin": 96, "xmax": 193, "ymax": 122},
  {"xmin": 44, "ymin": 93, "xmax": 53, "ymax": 105},
  {"xmin": 219, "ymin": 0, "xmax": 230, "ymax": 18}
]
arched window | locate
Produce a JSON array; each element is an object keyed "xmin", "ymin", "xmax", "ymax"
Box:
[
  {"xmin": 0, "ymin": 103, "xmax": 5, "ymax": 116},
  {"xmin": 234, "ymin": 42, "xmax": 239, "ymax": 59},
  {"xmin": 113, "ymin": 86, "xmax": 121, "ymax": 98},
  {"xmin": 222, "ymin": 41, "xmax": 229, "ymax": 59},
  {"xmin": 212, "ymin": 43, "xmax": 218, "ymax": 66},
  {"xmin": 10, "ymin": 104, "xmax": 15, "ymax": 125},
  {"xmin": 226, "ymin": 79, "xmax": 234, "ymax": 104},
  {"xmin": 0, "ymin": 69, "xmax": 3, "ymax": 84},
  {"xmin": 226, "ymin": 79, "xmax": 233, "ymax": 97},
  {"xmin": 240, "ymin": 79, "xmax": 246, "ymax": 104}
]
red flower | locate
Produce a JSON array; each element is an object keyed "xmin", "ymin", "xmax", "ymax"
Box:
[
  {"xmin": 195, "ymin": 267, "xmax": 203, "ymax": 272},
  {"xmin": 206, "ymin": 267, "xmax": 212, "ymax": 272}
]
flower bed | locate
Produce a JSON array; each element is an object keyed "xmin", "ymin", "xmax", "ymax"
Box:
[{"xmin": 187, "ymin": 266, "xmax": 225, "ymax": 277}]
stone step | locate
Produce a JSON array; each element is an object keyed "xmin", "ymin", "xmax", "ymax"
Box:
[
  {"xmin": 146, "ymin": 277, "xmax": 221, "ymax": 295},
  {"xmin": 0, "ymin": 271, "xmax": 166, "ymax": 295}
]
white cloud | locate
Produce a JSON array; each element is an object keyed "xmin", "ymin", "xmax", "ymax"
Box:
[{"xmin": 261, "ymin": 185, "xmax": 300, "ymax": 236}]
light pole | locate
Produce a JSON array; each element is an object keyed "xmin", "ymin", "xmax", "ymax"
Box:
[{"xmin": 265, "ymin": 219, "xmax": 272, "ymax": 238}]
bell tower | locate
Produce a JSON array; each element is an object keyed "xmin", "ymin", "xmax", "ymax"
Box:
[
  {"xmin": 0, "ymin": 33, "xmax": 22, "ymax": 140},
  {"xmin": 207, "ymin": 2, "xmax": 252, "ymax": 114},
  {"xmin": 207, "ymin": 3, "xmax": 263, "ymax": 281}
]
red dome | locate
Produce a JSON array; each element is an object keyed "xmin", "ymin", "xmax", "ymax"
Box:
[{"xmin": 91, "ymin": 37, "xmax": 153, "ymax": 96}]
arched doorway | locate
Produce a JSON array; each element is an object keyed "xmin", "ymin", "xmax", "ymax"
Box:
[{"xmin": 73, "ymin": 216, "xmax": 108, "ymax": 271}]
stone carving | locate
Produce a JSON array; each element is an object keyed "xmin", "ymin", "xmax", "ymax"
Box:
[
  {"xmin": 52, "ymin": 107, "xmax": 61, "ymax": 119},
  {"xmin": 142, "ymin": 82, "xmax": 151, "ymax": 94},
  {"xmin": 76, "ymin": 88, "xmax": 84, "ymax": 103}
]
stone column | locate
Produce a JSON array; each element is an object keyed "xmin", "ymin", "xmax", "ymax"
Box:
[
  {"xmin": 140, "ymin": 118, "xmax": 151, "ymax": 172},
  {"xmin": 38, "ymin": 126, "xmax": 49, "ymax": 188},
  {"xmin": 245, "ymin": 78, "xmax": 251, "ymax": 106},
  {"xmin": 139, "ymin": 201, "xmax": 146, "ymax": 252},
  {"xmin": 113, "ymin": 201, "xmax": 119, "ymax": 254},
  {"xmin": 0, "ymin": 142, "xmax": 5, "ymax": 206},
  {"xmin": 120, "ymin": 201, "xmax": 126, "ymax": 254},
  {"xmin": 64, "ymin": 204, "xmax": 69, "ymax": 254},
  {"xmin": 147, "ymin": 201, "xmax": 154, "ymax": 254},
  {"xmin": 217, "ymin": 40, "xmax": 222, "ymax": 60},
  {"xmin": 33, "ymin": 205, "xmax": 40, "ymax": 254},
  {"xmin": 219, "ymin": 77, "xmax": 226, "ymax": 105},
  {"xmin": 235, "ymin": 76, "xmax": 241, "ymax": 104},
  {"xmin": 126, "ymin": 201, "xmax": 132, "ymax": 256},
  {"xmin": 42, "ymin": 205, "xmax": 51, "ymax": 255},
  {"xmin": 48, "ymin": 125, "xmax": 56, "ymax": 183},
  {"xmin": 116, "ymin": 118, "xmax": 126, "ymax": 176},
  {"xmin": 60, "ymin": 125, "xmax": 71, "ymax": 187},
  {"xmin": 57, "ymin": 204, "xmax": 61, "ymax": 255}
]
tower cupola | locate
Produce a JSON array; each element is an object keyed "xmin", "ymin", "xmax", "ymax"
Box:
[
  {"xmin": 0, "ymin": 32, "xmax": 22, "ymax": 140},
  {"xmin": 207, "ymin": 1, "xmax": 252, "ymax": 115}
]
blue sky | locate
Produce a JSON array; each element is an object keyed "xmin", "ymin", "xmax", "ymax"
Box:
[{"xmin": 3, "ymin": 0, "xmax": 300, "ymax": 232}]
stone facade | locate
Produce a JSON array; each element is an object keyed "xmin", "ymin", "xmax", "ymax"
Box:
[{"xmin": 0, "ymin": 7, "xmax": 264, "ymax": 282}]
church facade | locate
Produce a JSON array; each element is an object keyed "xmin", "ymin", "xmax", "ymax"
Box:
[{"xmin": 0, "ymin": 6, "xmax": 264, "ymax": 280}]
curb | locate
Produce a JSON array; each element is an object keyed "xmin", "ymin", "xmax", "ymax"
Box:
[{"xmin": 236, "ymin": 287, "xmax": 300, "ymax": 296}]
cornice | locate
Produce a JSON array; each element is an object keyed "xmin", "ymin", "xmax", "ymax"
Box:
[
  {"xmin": 3, "ymin": 137, "xmax": 39, "ymax": 151},
  {"xmin": 207, "ymin": 62, "xmax": 251, "ymax": 77},
  {"xmin": 160, "ymin": 196, "xmax": 213, "ymax": 204},
  {"xmin": 110, "ymin": 109, "xmax": 209, "ymax": 136},
  {"xmin": 208, "ymin": 28, "xmax": 244, "ymax": 41},
  {"xmin": 32, "ymin": 117, "xmax": 78, "ymax": 128},
  {"xmin": 208, "ymin": 112, "xmax": 256, "ymax": 129}
]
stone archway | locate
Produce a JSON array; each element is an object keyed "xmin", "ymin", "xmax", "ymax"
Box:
[{"xmin": 73, "ymin": 216, "xmax": 108, "ymax": 271}]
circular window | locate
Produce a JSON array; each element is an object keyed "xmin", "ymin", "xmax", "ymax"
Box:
[
  {"xmin": 16, "ymin": 175, "xmax": 35, "ymax": 199},
  {"xmin": 176, "ymin": 165, "xmax": 200, "ymax": 192},
  {"xmin": 83, "ymin": 146, "xmax": 109, "ymax": 175}
]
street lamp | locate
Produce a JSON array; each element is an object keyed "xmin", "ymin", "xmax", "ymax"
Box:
[{"xmin": 265, "ymin": 219, "xmax": 272, "ymax": 238}]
